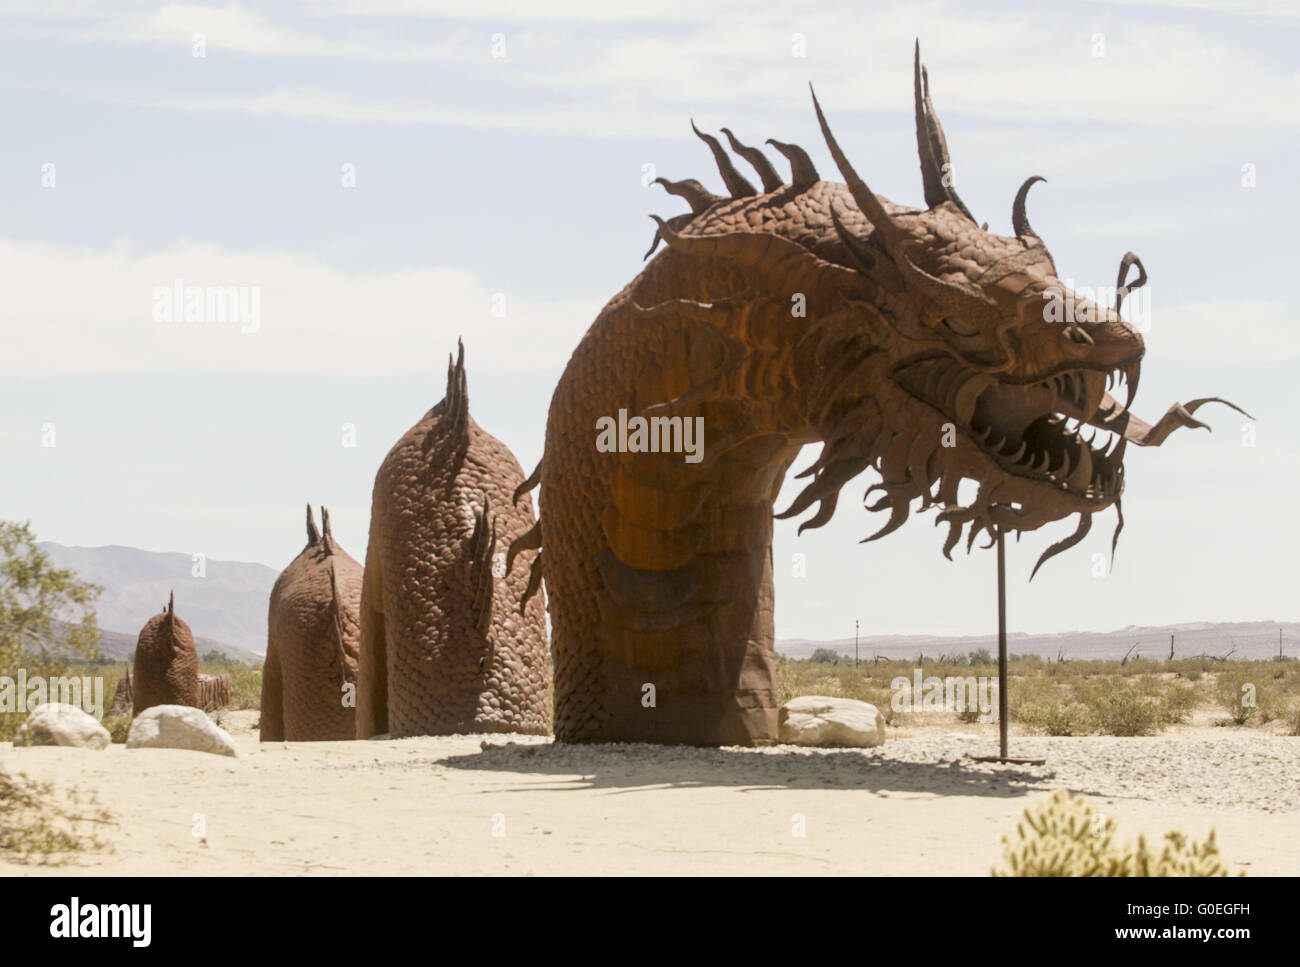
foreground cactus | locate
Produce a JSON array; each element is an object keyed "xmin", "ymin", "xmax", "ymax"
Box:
[{"xmin": 993, "ymin": 788, "xmax": 1241, "ymax": 876}]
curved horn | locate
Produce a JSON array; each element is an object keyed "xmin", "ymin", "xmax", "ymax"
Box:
[
  {"xmin": 1011, "ymin": 175, "xmax": 1055, "ymax": 268},
  {"xmin": 642, "ymin": 212, "xmax": 693, "ymax": 261},
  {"xmin": 1115, "ymin": 252, "xmax": 1147, "ymax": 315},
  {"xmin": 720, "ymin": 127, "xmax": 783, "ymax": 192},
  {"xmin": 653, "ymin": 177, "xmax": 722, "ymax": 215},
  {"xmin": 914, "ymin": 40, "xmax": 976, "ymax": 222},
  {"xmin": 691, "ymin": 120, "xmax": 757, "ymax": 199},
  {"xmin": 765, "ymin": 138, "xmax": 821, "ymax": 189},
  {"xmin": 1011, "ymin": 176, "xmax": 1046, "ymax": 243},
  {"xmin": 810, "ymin": 84, "xmax": 901, "ymax": 255}
]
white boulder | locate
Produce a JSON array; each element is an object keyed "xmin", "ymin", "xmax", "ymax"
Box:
[
  {"xmin": 779, "ymin": 695, "xmax": 886, "ymax": 747},
  {"xmin": 126, "ymin": 704, "xmax": 237, "ymax": 757},
  {"xmin": 14, "ymin": 703, "xmax": 111, "ymax": 750}
]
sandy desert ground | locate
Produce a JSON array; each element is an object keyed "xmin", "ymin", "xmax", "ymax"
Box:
[{"xmin": 2, "ymin": 710, "xmax": 1297, "ymax": 876}]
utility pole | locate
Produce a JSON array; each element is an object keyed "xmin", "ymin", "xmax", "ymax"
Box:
[{"xmin": 855, "ymin": 619, "xmax": 859, "ymax": 667}]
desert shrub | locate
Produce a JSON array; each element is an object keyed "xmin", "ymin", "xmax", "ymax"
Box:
[
  {"xmin": 1081, "ymin": 680, "xmax": 1162, "ymax": 736},
  {"xmin": 957, "ymin": 703, "xmax": 984, "ymax": 724},
  {"xmin": 0, "ymin": 522, "xmax": 103, "ymax": 741},
  {"xmin": 1215, "ymin": 669, "xmax": 1261, "ymax": 725},
  {"xmin": 199, "ymin": 650, "xmax": 244, "ymax": 668},
  {"xmin": 101, "ymin": 715, "xmax": 131, "ymax": 743},
  {"xmin": 1280, "ymin": 701, "xmax": 1300, "ymax": 736},
  {"xmin": 226, "ymin": 664, "xmax": 263, "ymax": 710},
  {"xmin": 1153, "ymin": 680, "xmax": 1198, "ymax": 725},
  {"xmin": 1127, "ymin": 675, "xmax": 1197, "ymax": 727},
  {"xmin": 1006, "ymin": 674, "xmax": 1062, "ymax": 722},
  {"xmin": 1008, "ymin": 653, "xmax": 1043, "ymax": 665},
  {"xmin": 1019, "ymin": 701, "xmax": 1091, "ymax": 736},
  {"xmin": 993, "ymin": 789, "xmax": 1240, "ymax": 877},
  {"xmin": 775, "ymin": 654, "xmax": 797, "ymax": 707},
  {"xmin": 807, "ymin": 648, "xmax": 843, "ymax": 665},
  {"xmin": 0, "ymin": 767, "xmax": 114, "ymax": 864}
]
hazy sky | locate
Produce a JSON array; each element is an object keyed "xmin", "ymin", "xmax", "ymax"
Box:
[{"xmin": 1, "ymin": 0, "xmax": 1296, "ymax": 640}]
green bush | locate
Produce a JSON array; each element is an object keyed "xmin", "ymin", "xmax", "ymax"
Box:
[
  {"xmin": 807, "ymin": 648, "xmax": 843, "ymax": 665},
  {"xmin": 101, "ymin": 715, "xmax": 131, "ymax": 744},
  {"xmin": 1080, "ymin": 681, "xmax": 1162, "ymax": 736},
  {"xmin": 0, "ymin": 767, "xmax": 114, "ymax": 864},
  {"xmin": 994, "ymin": 789, "xmax": 1241, "ymax": 877},
  {"xmin": 222, "ymin": 664, "xmax": 263, "ymax": 710},
  {"xmin": 1215, "ymin": 670, "xmax": 1260, "ymax": 725},
  {"xmin": 1019, "ymin": 701, "xmax": 1091, "ymax": 736}
]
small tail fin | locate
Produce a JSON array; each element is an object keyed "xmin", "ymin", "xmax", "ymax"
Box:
[
  {"xmin": 441, "ymin": 338, "xmax": 469, "ymax": 435},
  {"xmin": 320, "ymin": 505, "xmax": 335, "ymax": 557},
  {"xmin": 468, "ymin": 495, "xmax": 497, "ymax": 640}
]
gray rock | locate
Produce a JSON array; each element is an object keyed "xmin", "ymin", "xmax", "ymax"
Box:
[
  {"xmin": 14, "ymin": 703, "xmax": 111, "ymax": 750},
  {"xmin": 126, "ymin": 704, "xmax": 237, "ymax": 757},
  {"xmin": 779, "ymin": 695, "xmax": 886, "ymax": 747}
]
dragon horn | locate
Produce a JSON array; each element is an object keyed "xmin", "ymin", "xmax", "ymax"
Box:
[
  {"xmin": 691, "ymin": 120, "xmax": 757, "ymax": 199},
  {"xmin": 765, "ymin": 138, "xmax": 820, "ymax": 189},
  {"xmin": 652, "ymin": 177, "xmax": 723, "ymax": 215},
  {"xmin": 720, "ymin": 127, "xmax": 783, "ymax": 192},
  {"xmin": 810, "ymin": 84, "xmax": 902, "ymax": 256},
  {"xmin": 914, "ymin": 40, "xmax": 976, "ymax": 222}
]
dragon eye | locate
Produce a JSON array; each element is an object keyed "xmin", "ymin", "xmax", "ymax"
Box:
[
  {"xmin": 1064, "ymin": 325, "xmax": 1095, "ymax": 346},
  {"xmin": 941, "ymin": 316, "xmax": 980, "ymax": 338}
]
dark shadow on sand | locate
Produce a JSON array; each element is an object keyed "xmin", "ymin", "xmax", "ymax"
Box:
[{"xmin": 432, "ymin": 740, "xmax": 1097, "ymax": 799}]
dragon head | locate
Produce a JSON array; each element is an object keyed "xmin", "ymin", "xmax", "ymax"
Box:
[
  {"xmin": 785, "ymin": 45, "xmax": 1249, "ymax": 574},
  {"xmin": 641, "ymin": 43, "xmax": 1249, "ymax": 576}
]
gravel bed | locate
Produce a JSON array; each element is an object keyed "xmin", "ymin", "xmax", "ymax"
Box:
[
  {"xmin": 361, "ymin": 731, "xmax": 1297, "ymax": 814},
  {"xmin": 320, "ymin": 729, "xmax": 1299, "ymax": 814}
]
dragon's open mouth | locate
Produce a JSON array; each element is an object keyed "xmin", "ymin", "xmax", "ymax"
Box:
[
  {"xmin": 897, "ymin": 356, "xmax": 1152, "ymax": 505},
  {"xmin": 967, "ymin": 367, "xmax": 1134, "ymax": 503},
  {"xmin": 897, "ymin": 354, "xmax": 1252, "ymax": 514}
]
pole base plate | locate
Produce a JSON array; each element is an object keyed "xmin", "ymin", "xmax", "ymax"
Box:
[{"xmin": 967, "ymin": 754, "xmax": 1047, "ymax": 765}]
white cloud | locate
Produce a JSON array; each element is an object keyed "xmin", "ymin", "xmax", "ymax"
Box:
[
  {"xmin": 1147, "ymin": 299, "xmax": 1298, "ymax": 363},
  {"xmin": 0, "ymin": 238, "xmax": 600, "ymax": 375},
  {"xmin": 1092, "ymin": 0, "xmax": 1300, "ymax": 18},
  {"xmin": 131, "ymin": 87, "xmax": 691, "ymax": 138},
  {"xmin": 10, "ymin": 1, "xmax": 1300, "ymax": 135}
]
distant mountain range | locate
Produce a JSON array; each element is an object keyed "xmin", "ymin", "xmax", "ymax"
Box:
[
  {"xmin": 35, "ymin": 542, "xmax": 1298, "ymax": 667},
  {"xmin": 39, "ymin": 542, "xmax": 275, "ymax": 663},
  {"xmin": 777, "ymin": 621, "xmax": 1300, "ymax": 663},
  {"xmin": 48, "ymin": 619, "xmax": 261, "ymax": 666}
]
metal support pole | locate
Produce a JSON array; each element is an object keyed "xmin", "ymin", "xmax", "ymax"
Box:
[
  {"xmin": 971, "ymin": 526, "xmax": 1044, "ymax": 766},
  {"xmin": 997, "ymin": 528, "xmax": 1008, "ymax": 760}
]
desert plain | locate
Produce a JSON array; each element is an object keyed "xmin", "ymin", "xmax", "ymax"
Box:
[{"xmin": 3, "ymin": 709, "xmax": 1297, "ymax": 876}]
